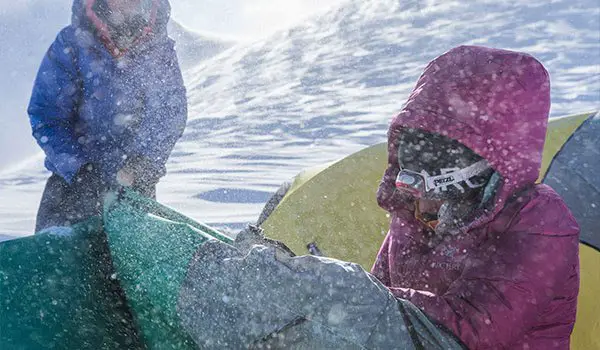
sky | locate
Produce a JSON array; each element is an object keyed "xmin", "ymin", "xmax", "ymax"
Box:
[{"xmin": 171, "ymin": 0, "xmax": 347, "ymax": 40}]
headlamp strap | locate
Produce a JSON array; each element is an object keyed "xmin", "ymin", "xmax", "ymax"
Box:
[{"xmin": 425, "ymin": 160, "xmax": 489, "ymax": 191}]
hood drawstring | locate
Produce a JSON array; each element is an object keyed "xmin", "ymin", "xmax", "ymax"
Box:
[{"xmin": 414, "ymin": 200, "xmax": 439, "ymax": 231}]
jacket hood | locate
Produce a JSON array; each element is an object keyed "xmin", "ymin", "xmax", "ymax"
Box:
[
  {"xmin": 71, "ymin": 0, "xmax": 171, "ymax": 56},
  {"xmin": 384, "ymin": 45, "xmax": 551, "ymax": 226}
]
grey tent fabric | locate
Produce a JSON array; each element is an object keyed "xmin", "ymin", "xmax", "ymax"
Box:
[
  {"xmin": 177, "ymin": 239, "xmax": 464, "ymax": 349},
  {"xmin": 256, "ymin": 181, "xmax": 292, "ymax": 227},
  {"xmin": 544, "ymin": 113, "xmax": 600, "ymax": 250}
]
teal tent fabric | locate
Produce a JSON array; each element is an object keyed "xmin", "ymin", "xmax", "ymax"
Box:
[{"xmin": 0, "ymin": 220, "xmax": 143, "ymax": 349}]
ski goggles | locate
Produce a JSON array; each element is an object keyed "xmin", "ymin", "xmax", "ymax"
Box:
[{"xmin": 395, "ymin": 159, "xmax": 490, "ymax": 197}]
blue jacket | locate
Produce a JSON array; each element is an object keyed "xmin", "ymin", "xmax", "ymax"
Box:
[{"xmin": 28, "ymin": 0, "xmax": 187, "ymax": 184}]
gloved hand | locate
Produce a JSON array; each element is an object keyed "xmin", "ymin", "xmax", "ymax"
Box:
[
  {"xmin": 234, "ymin": 224, "xmax": 296, "ymax": 257},
  {"xmin": 116, "ymin": 166, "xmax": 135, "ymax": 187},
  {"xmin": 116, "ymin": 156, "xmax": 165, "ymax": 192},
  {"xmin": 74, "ymin": 163, "xmax": 104, "ymax": 187}
]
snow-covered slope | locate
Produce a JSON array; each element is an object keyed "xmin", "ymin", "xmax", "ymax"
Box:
[
  {"xmin": 1, "ymin": 0, "xmax": 599, "ymax": 238},
  {"xmin": 168, "ymin": 21, "xmax": 233, "ymax": 70},
  {"xmin": 163, "ymin": 0, "xmax": 600, "ymax": 229}
]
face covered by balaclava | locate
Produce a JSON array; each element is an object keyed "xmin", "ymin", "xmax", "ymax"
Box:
[
  {"xmin": 397, "ymin": 128, "xmax": 495, "ymax": 235},
  {"xmin": 95, "ymin": 0, "xmax": 154, "ymax": 50}
]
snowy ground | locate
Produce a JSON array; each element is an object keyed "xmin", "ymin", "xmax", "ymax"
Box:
[{"xmin": 0, "ymin": 0, "xmax": 598, "ymax": 239}]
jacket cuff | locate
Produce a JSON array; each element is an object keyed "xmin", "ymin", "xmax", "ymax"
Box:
[{"xmin": 55, "ymin": 154, "xmax": 87, "ymax": 184}]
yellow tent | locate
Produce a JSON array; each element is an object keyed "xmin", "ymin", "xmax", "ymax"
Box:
[{"xmin": 262, "ymin": 112, "xmax": 599, "ymax": 350}]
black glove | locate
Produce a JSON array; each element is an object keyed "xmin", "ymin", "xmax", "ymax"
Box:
[
  {"xmin": 234, "ymin": 224, "xmax": 296, "ymax": 257},
  {"xmin": 116, "ymin": 156, "xmax": 165, "ymax": 196}
]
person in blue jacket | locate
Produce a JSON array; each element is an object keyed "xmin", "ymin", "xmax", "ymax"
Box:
[{"xmin": 28, "ymin": 0, "xmax": 187, "ymax": 232}]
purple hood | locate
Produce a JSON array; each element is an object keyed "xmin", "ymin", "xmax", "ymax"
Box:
[
  {"xmin": 378, "ymin": 45, "xmax": 551, "ymax": 228},
  {"xmin": 372, "ymin": 46, "xmax": 579, "ymax": 349}
]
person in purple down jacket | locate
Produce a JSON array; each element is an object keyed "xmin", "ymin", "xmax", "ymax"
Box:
[
  {"xmin": 28, "ymin": 0, "xmax": 186, "ymax": 232},
  {"xmin": 371, "ymin": 45, "xmax": 580, "ymax": 349}
]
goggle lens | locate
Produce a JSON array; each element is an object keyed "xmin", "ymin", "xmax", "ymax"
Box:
[
  {"xmin": 395, "ymin": 171, "xmax": 425, "ymax": 197},
  {"xmin": 398, "ymin": 174, "xmax": 417, "ymax": 185}
]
